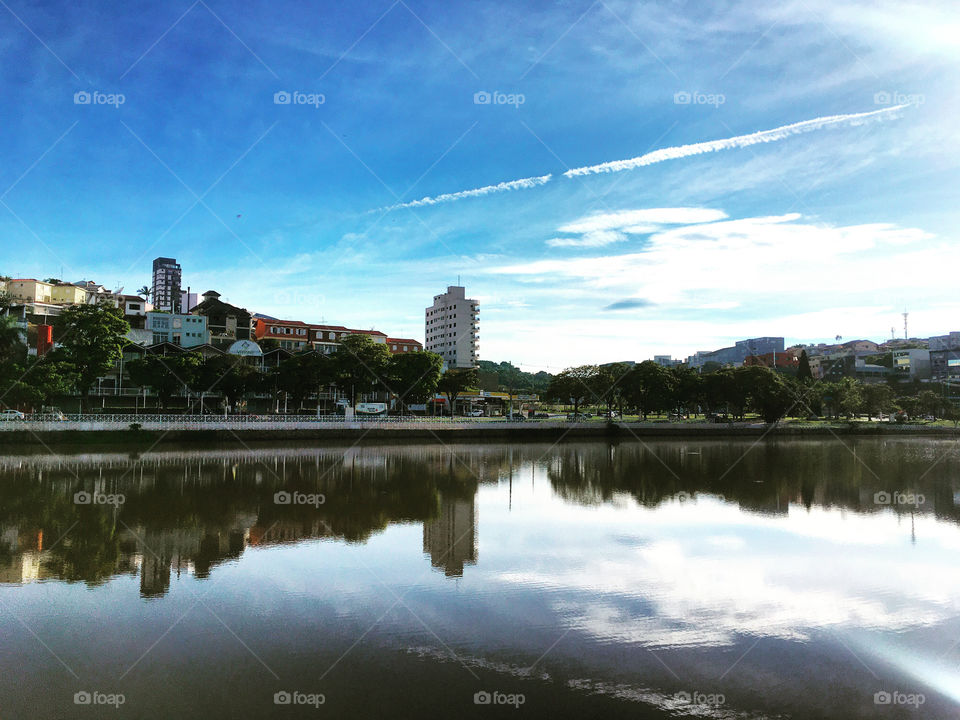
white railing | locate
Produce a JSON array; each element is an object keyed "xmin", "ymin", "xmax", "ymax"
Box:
[{"xmin": 0, "ymin": 414, "xmax": 578, "ymax": 432}]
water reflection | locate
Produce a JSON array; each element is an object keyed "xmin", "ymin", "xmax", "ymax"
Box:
[
  {"xmin": 0, "ymin": 446, "xmax": 485, "ymax": 594},
  {"xmin": 0, "ymin": 440, "xmax": 958, "ymax": 595},
  {"xmin": 1, "ymin": 439, "xmax": 959, "ymax": 719}
]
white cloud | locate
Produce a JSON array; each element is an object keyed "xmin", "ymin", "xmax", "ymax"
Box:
[
  {"xmin": 372, "ymin": 106, "xmax": 911, "ymax": 213},
  {"xmin": 379, "ymin": 174, "xmax": 552, "ymax": 211},
  {"xmin": 547, "ymin": 230, "xmax": 625, "ymax": 248},
  {"xmin": 548, "ymin": 207, "xmax": 727, "ymax": 248},
  {"xmin": 564, "ymin": 104, "xmax": 912, "ymax": 177},
  {"xmin": 558, "ymin": 207, "xmax": 727, "ymax": 234}
]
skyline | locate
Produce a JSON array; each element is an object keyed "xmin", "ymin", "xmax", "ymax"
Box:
[{"xmin": 1, "ymin": 0, "xmax": 957, "ymax": 371}]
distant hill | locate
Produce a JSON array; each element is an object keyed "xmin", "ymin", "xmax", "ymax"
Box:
[{"xmin": 477, "ymin": 360, "xmax": 552, "ymax": 393}]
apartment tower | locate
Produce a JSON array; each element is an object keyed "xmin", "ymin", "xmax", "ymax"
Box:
[
  {"xmin": 425, "ymin": 285, "xmax": 478, "ymax": 369},
  {"xmin": 152, "ymin": 257, "xmax": 182, "ymax": 313}
]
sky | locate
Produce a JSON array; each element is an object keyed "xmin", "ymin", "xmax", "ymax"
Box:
[{"xmin": 0, "ymin": 0, "xmax": 957, "ymax": 371}]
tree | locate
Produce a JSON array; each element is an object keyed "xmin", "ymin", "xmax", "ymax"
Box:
[
  {"xmin": 745, "ymin": 366, "xmax": 795, "ymax": 423},
  {"xmin": 917, "ymin": 390, "xmax": 941, "ymax": 419},
  {"xmin": 670, "ymin": 366, "xmax": 702, "ymax": 417},
  {"xmin": 701, "ymin": 368, "xmax": 738, "ymax": 416},
  {"xmin": 0, "ymin": 314, "xmax": 26, "ymax": 367},
  {"xmin": 52, "ymin": 303, "xmax": 129, "ymax": 399},
  {"xmin": 545, "ymin": 365, "xmax": 598, "ymax": 415},
  {"xmin": 594, "ymin": 362, "xmax": 632, "ymax": 415},
  {"xmin": 219, "ymin": 362, "xmax": 263, "ymax": 410},
  {"xmin": 137, "ymin": 285, "xmax": 151, "ymax": 301},
  {"xmin": 796, "ymin": 350, "xmax": 813, "ymax": 382},
  {"xmin": 332, "ymin": 335, "xmax": 392, "ymax": 408},
  {"xmin": 624, "ymin": 361, "xmax": 674, "ymax": 419},
  {"xmin": 820, "ymin": 378, "xmax": 862, "ymax": 419},
  {"xmin": 273, "ymin": 352, "xmax": 336, "ymax": 412},
  {"xmin": 862, "ymin": 383, "xmax": 894, "ymax": 420},
  {"xmin": 389, "ymin": 352, "xmax": 443, "ymax": 413},
  {"xmin": 437, "ymin": 367, "xmax": 479, "ymax": 415},
  {"xmin": 126, "ymin": 353, "xmax": 201, "ymax": 410}
]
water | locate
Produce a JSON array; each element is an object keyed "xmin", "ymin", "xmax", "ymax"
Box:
[{"xmin": 0, "ymin": 438, "xmax": 958, "ymax": 719}]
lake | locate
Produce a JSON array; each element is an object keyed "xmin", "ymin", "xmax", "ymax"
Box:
[{"xmin": 1, "ymin": 438, "xmax": 958, "ymax": 718}]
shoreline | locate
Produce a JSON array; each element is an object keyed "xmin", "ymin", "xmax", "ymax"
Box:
[{"xmin": 1, "ymin": 422, "xmax": 958, "ymax": 447}]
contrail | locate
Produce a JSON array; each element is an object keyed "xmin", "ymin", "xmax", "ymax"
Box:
[
  {"xmin": 378, "ymin": 104, "xmax": 911, "ymax": 210},
  {"xmin": 380, "ymin": 174, "xmax": 552, "ymax": 211},
  {"xmin": 565, "ymin": 104, "xmax": 911, "ymax": 177}
]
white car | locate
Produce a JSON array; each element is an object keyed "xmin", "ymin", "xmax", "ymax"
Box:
[
  {"xmin": 467, "ymin": 409, "xmax": 484, "ymax": 417},
  {"xmin": 0, "ymin": 410, "xmax": 25, "ymax": 420}
]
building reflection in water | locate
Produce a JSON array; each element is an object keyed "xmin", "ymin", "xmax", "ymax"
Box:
[
  {"xmin": 423, "ymin": 493, "xmax": 477, "ymax": 577},
  {"xmin": 1, "ymin": 439, "xmax": 958, "ymax": 595}
]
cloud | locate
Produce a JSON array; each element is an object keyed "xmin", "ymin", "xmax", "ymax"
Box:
[
  {"xmin": 564, "ymin": 104, "xmax": 912, "ymax": 177},
  {"xmin": 379, "ymin": 174, "xmax": 552, "ymax": 211},
  {"xmin": 603, "ymin": 298, "xmax": 655, "ymax": 311},
  {"xmin": 547, "ymin": 230, "xmax": 626, "ymax": 248},
  {"xmin": 558, "ymin": 207, "xmax": 727, "ymax": 234},
  {"xmin": 549, "ymin": 207, "xmax": 727, "ymax": 247},
  {"xmin": 374, "ymin": 106, "xmax": 911, "ymax": 214},
  {"xmin": 372, "ymin": 106, "xmax": 910, "ymax": 213}
]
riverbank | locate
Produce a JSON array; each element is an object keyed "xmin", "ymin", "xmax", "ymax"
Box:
[{"xmin": 2, "ymin": 420, "xmax": 958, "ymax": 447}]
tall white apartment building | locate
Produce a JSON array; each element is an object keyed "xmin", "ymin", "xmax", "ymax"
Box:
[{"xmin": 425, "ymin": 286, "xmax": 479, "ymax": 369}]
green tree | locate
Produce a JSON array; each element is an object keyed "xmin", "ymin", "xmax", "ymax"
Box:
[
  {"xmin": 0, "ymin": 314, "xmax": 26, "ymax": 367},
  {"xmin": 862, "ymin": 383, "xmax": 894, "ymax": 420},
  {"xmin": 595, "ymin": 362, "xmax": 632, "ymax": 415},
  {"xmin": 623, "ymin": 361, "xmax": 675, "ymax": 419},
  {"xmin": 701, "ymin": 368, "xmax": 738, "ymax": 416},
  {"xmin": 916, "ymin": 389, "xmax": 941, "ymax": 418},
  {"xmin": 389, "ymin": 351, "xmax": 443, "ymax": 413},
  {"xmin": 273, "ymin": 352, "xmax": 336, "ymax": 412},
  {"xmin": 332, "ymin": 335, "xmax": 392, "ymax": 408},
  {"xmin": 126, "ymin": 353, "xmax": 201, "ymax": 410},
  {"xmin": 670, "ymin": 366, "xmax": 702, "ymax": 417},
  {"xmin": 745, "ymin": 366, "xmax": 795, "ymax": 423},
  {"xmin": 437, "ymin": 367, "xmax": 479, "ymax": 415},
  {"xmin": 796, "ymin": 350, "xmax": 813, "ymax": 382},
  {"xmin": 52, "ymin": 303, "xmax": 129, "ymax": 401},
  {"xmin": 821, "ymin": 378, "xmax": 863, "ymax": 419},
  {"xmin": 219, "ymin": 362, "xmax": 263, "ymax": 411},
  {"xmin": 545, "ymin": 365, "xmax": 597, "ymax": 415}
]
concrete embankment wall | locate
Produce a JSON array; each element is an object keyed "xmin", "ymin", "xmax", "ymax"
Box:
[{"xmin": 1, "ymin": 423, "xmax": 957, "ymax": 448}]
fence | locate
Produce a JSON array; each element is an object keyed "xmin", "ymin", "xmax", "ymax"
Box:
[{"xmin": 0, "ymin": 414, "xmax": 573, "ymax": 432}]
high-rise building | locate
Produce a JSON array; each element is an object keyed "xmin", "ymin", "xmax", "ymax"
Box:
[
  {"xmin": 425, "ymin": 285, "xmax": 478, "ymax": 369},
  {"xmin": 152, "ymin": 257, "xmax": 182, "ymax": 313},
  {"xmin": 422, "ymin": 493, "xmax": 477, "ymax": 577}
]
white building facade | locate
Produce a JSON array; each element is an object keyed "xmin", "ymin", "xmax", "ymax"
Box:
[{"xmin": 425, "ymin": 286, "xmax": 479, "ymax": 369}]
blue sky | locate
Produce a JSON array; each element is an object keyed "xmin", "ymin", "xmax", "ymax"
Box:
[{"xmin": 0, "ymin": 0, "xmax": 957, "ymax": 370}]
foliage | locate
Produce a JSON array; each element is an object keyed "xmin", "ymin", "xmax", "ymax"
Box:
[
  {"xmin": 126, "ymin": 352, "xmax": 202, "ymax": 409},
  {"xmin": 796, "ymin": 350, "xmax": 813, "ymax": 382},
  {"xmin": 545, "ymin": 365, "xmax": 598, "ymax": 414},
  {"xmin": 271, "ymin": 352, "xmax": 336, "ymax": 410},
  {"xmin": 437, "ymin": 367, "xmax": 479, "ymax": 411},
  {"xmin": 51, "ymin": 303, "xmax": 129, "ymax": 394},
  {"xmin": 476, "ymin": 360, "xmax": 551, "ymax": 393},
  {"xmin": 623, "ymin": 361, "xmax": 675, "ymax": 419},
  {"xmin": 389, "ymin": 352, "xmax": 443, "ymax": 411},
  {"xmin": 331, "ymin": 335, "xmax": 392, "ymax": 407}
]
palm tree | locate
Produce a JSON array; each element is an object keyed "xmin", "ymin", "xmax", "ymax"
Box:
[{"xmin": 137, "ymin": 285, "xmax": 152, "ymax": 301}]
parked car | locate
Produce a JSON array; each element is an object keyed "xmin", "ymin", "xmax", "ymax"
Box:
[
  {"xmin": 506, "ymin": 412, "xmax": 526, "ymax": 421},
  {"xmin": 566, "ymin": 412, "xmax": 589, "ymax": 421},
  {"xmin": 0, "ymin": 410, "xmax": 26, "ymax": 420},
  {"xmin": 467, "ymin": 409, "xmax": 484, "ymax": 417},
  {"xmin": 533, "ymin": 412, "xmax": 550, "ymax": 419}
]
